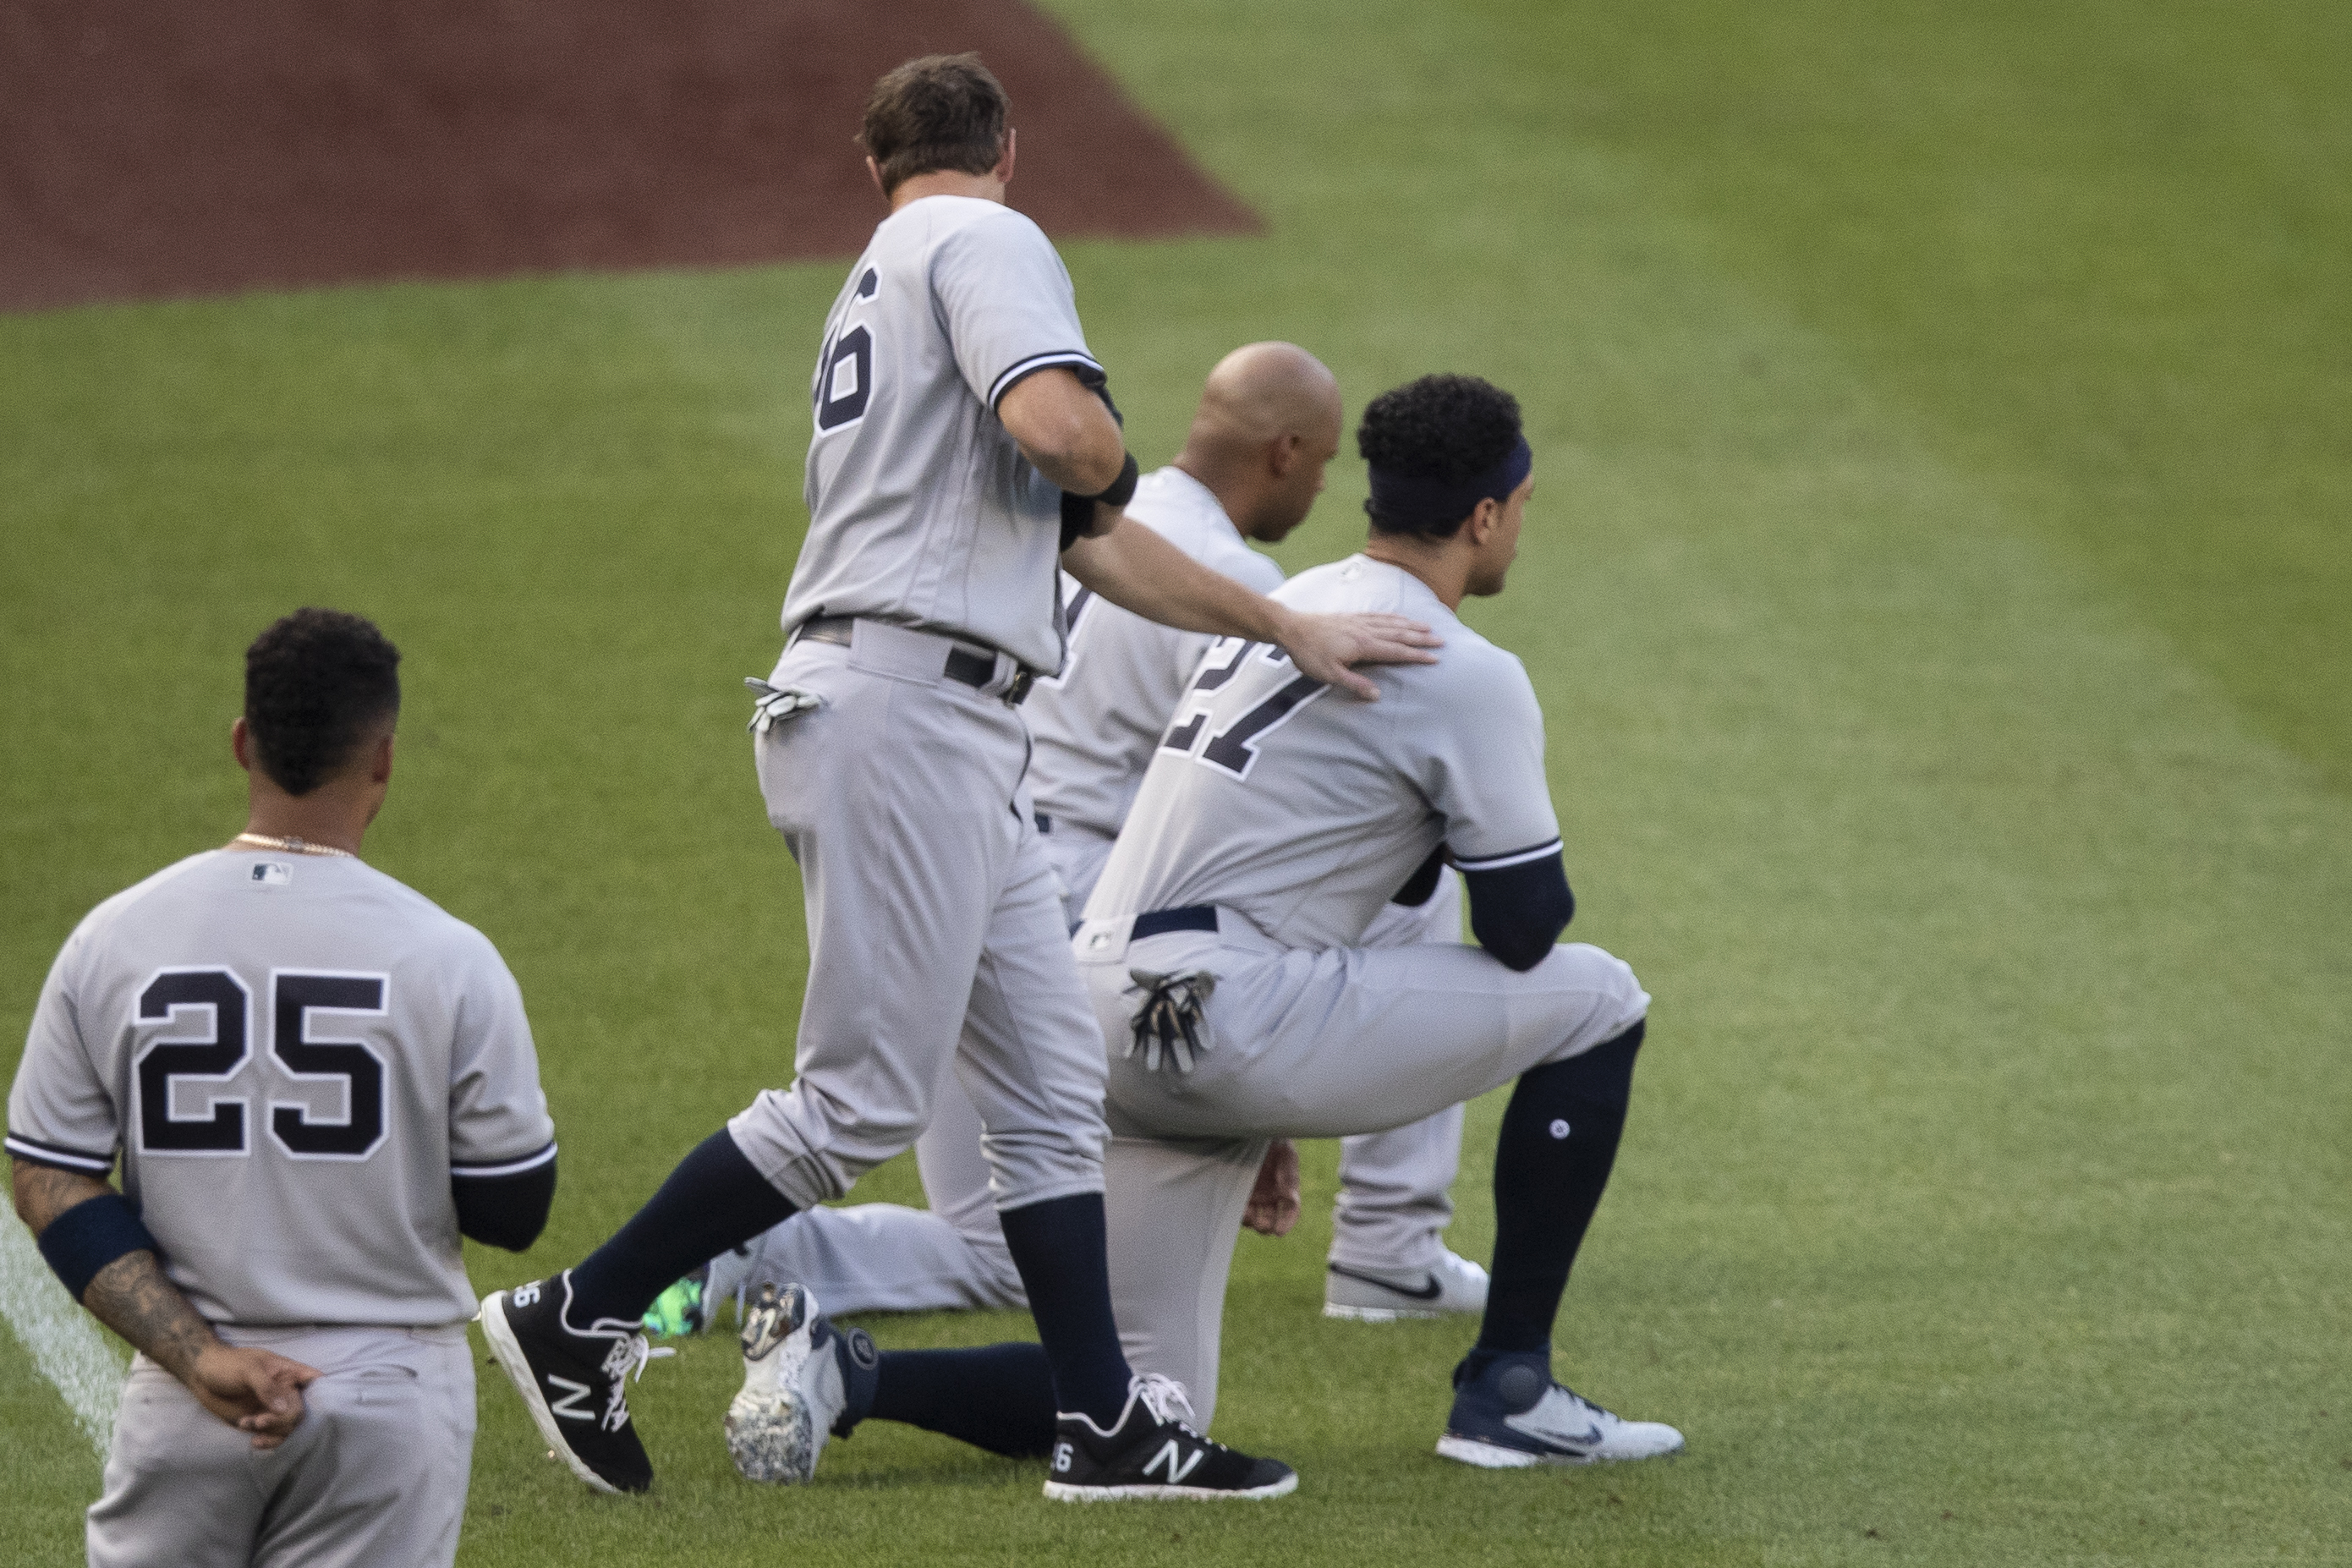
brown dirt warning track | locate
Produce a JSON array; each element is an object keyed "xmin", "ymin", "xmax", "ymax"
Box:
[{"xmin": 0, "ymin": 0, "xmax": 1259, "ymax": 311}]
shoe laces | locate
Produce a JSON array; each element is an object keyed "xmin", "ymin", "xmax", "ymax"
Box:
[
  {"xmin": 596, "ymin": 1332, "xmax": 675, "ymax": 1434},
  {"xmin": 1565, "ymin": 1387, "xmax": 1620, "ymax": 1427},
  {"xmin": 1132, "ymin": 1373, "xmax": 1200, "ymax": 1431}
]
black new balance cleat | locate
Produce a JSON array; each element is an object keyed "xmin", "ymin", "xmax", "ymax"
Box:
[
  {"xmin": 479, "ymin": 1272, "xmax": 669, "ymax": 1494},
  {"xmin": 1044, "ymin": 1375, "xmax": 1297, "ymax": 1501}
]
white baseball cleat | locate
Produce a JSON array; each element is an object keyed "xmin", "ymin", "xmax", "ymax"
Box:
[
  {"xmin": 725, "ymin": 1282, "xmax": 866, "ymax": 1483},
  {"xmin": 1323, "ymin": 1247, "xmax": 1489, "ymax": 1321}
]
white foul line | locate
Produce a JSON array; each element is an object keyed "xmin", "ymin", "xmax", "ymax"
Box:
[{"xmin": 0, "ymin": 1213, "xmax": 125, "ymax": 1456}]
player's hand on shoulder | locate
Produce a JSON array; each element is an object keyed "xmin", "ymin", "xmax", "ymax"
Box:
[
  {"xmin": 189, "ymin": 1344, "xmax": 321, "ymax": 1450},
  {"xmin": 1242, "ymin": 1139, "xmax": 1302, "ymax": 1237},
  {"xmin": 1276, "ymin": 610, "xmax": 1441, "ymax": 700}
]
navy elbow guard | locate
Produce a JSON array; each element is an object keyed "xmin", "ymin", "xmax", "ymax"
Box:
[
  {"xmin": 36, "ymin": 1192, "xmax": 158, "ymax": 1302},
  {"xmin": 1061, "ymin": 451, "xmax": 1142, "ymax": 551}
]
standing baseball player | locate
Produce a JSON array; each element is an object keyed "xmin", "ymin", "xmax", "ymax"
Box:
[
  {"xmin": 478, "ymin": 54, "xmax": 1431, "ymax": 1501},
  {"xmin": 665, "ymin": 343, "xmax": 1488, "ymax": 1331},
  {"xmin": 7, "ymin": 608, "xmax": 557, "ymax": 1566},
  {"xmin": 1066, "ymin": 373, "xmax": 1685, "ymax": 1461}
]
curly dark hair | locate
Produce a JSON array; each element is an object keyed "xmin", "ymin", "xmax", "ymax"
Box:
[
  {"xmin": 243, "ymin": 609, "xmax": 401, "ymax": 797},
  {"xmin": 1356, "ymin": 374, "xmax": 1523, "ymax": 538},
  {"xmin": 1357, "ymin": 375, "xmax": 1522, "ymax": 481},
  {"xmin": 860, "ymin": 54, "xmax": 1011, "ymax": 195}
]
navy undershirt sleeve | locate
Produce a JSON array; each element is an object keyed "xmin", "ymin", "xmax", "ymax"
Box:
[
  {"xmin": 452, "ymin": 1156, "xmax": 557, "ymax": 1253},
  {"xmin": 1462, "ymin": 852, "xmax": 1575, "ymax": 972}
]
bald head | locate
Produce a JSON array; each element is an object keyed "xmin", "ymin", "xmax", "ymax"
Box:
[{"xmin": 1174, "ymin": 343, "xmax": 1343, "ymax": 543}]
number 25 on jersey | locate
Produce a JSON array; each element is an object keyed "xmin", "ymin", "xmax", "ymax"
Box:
[{"xmin": 135, "ymin": 968, "xmax": 390, "ymax": 1160}]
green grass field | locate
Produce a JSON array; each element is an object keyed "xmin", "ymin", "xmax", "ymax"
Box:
[{"xmin": 5, "ymin": 1, "xmax": 2348, "ymax": 1562}]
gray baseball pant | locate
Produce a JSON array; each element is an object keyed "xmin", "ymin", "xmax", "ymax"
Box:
[
  {"xmin": 87, "ymin": 1324, "xmax": 473, "ymax": 1568},
  {"xmin": 1050, "ymin": 825, "xmax": 1476, "ymax": 1271},
  {"xmin": 1078, "ymin": 918, "xmax": 1648, "ymax": 1428},
  {"xmin": 710, "ymin": 1073, "xmax": 1026, "ymax": 1315},
  {"xmin": 726, "ymin": 628, "xmax": 1110, "ymax": 1214},
  {"xmin": 717, "ymin": 823, "xmax": 1469, "ymax": 1313}
]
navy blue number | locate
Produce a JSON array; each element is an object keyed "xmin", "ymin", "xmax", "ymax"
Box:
[
  {"xmin": 1161, "ymin": 639, "xmax": 1261, "ymax": 754},
  {"xmin": 271, "ymin": 975, "xmax": 388, "ymax": 1160},
  {"xmin": 1199, "ymin": 673, "xmax": 1328, "ymax": 778},
  {"xmin": 138, "ymin": 970, "xmax": 250, "ymax": 1153},
  {"xmin": 815, "ymin": 326, "xmax": 874, "ymax": 431}
]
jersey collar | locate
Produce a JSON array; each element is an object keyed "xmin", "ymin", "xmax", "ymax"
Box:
[
  {"xmin": 1343, "ymin": 552, "xmax": 1456, "ymax": 622},
  {"xmin": 1149, "ymin": 464, "xmax": 1238, "ymax": 539}
]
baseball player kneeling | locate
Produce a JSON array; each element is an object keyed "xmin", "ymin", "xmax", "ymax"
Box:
[
  {"xmin": 1073, "ymin": 373, "xmax": 1682, "ymax": 1464},
  {"xmin": 8, "ymin": 610, "xmax": 557, "ymax": 1564}
]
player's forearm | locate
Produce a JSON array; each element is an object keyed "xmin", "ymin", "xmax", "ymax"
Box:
[
  {"xmin": 1063, "ymin": 516, "xmax": 1294, "ymax": 644},
  {"xmin": 11, "ymin": 1159, "xmax": 222, "ymax": 1378},
  {"xmin": 84, "ymin": 1247, "xmax": 223, "ymax": 1379}
]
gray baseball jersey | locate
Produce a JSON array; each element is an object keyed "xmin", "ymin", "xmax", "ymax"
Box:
[
  {"xmin": 1026, "ymin": 466, "xmax": 1285, "ymax": 839},
  {"xmin": 7, "ymin": 849, "xmax": 555, "ymax": 1329},
  {"xmin": 784, "ymin": 195, "xmax": 1101, "ymax": 674},
  {"xmin": 1085, "ymin": 554, "xmax": 1563, "ymax": 946}
]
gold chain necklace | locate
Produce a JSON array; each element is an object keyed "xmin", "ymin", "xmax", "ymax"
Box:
[{"xmin": 230, "ymin": 831, "xmax": 355, "ymax": 860}]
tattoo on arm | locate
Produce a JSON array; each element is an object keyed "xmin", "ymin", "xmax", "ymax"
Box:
[
  {"xmin": 84, "ymin": 1251, "xmax": 220, "ymax": 1378},
  {"xmin": 10, "ymin": 1160, "xmax": 107, "ymax": 1232},
  {"xmin": 9, "ymin": 1157, "xmax": 220, "ymax": 1377}
]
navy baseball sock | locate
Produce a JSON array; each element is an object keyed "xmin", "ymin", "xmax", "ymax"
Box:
[
  {"xmin": 869, "ymin": 1343, "xmax": 1058, "ymax": 1458},
  {"xmin": 1473, "ymin": 1020, "xmax": 1647, "ymax": 1359},
  {"xmin": 995, "ymin": 1192, "xmax": 1134, "ymax": 1427},
  {"xmin": 564, "ymin": 1129, "xmax": 795, "ymax": 1330}
]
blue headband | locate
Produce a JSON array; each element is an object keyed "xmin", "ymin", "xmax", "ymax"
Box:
[{"xmin": 1364, "ymin": 436, "xmax": 1532, "ymax": 535}]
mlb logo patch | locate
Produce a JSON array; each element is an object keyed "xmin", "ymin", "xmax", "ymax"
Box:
[{"xmin": 249, "ymin": 860, "xmax": 293, "ymax": 888}]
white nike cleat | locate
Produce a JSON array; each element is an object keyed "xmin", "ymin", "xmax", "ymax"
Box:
[
  {"xmin": 1323, "ymin": 1247, "xmax": 1489, "ymax": 1321},
  {"xmin": 1436, "ymin": 1351, "xmax": 1683, "ymax": 1467}
]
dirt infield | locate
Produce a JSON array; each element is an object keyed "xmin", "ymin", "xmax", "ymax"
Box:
[{"xmin": 0, "ymin": 0, "xmax": 1259, "ymax": 312}]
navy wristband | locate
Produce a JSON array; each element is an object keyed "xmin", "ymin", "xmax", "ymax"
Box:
[
  {"xmin": 36, "ymin": 1192, "xmax": 158, "ymax": 1302},
  {"xmin": 1059, "ymin": 452, "xmax": 1142, "ymax": 551},
  {"xmin": 1094, "ymin": 450, "xmax": 1140, "ymax": 509}
]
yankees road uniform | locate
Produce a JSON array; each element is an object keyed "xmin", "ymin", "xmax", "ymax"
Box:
[
  {"xmin": 6, "ymin": 848, "xmax": 554, "ymax": 1568},
  {"xmin": 705, "ymin": 469, "xmax": 1470, "ymax": 1318},
  {"xmin": 1029, "ymin": 469, "xmax": 1474, "ymax": 1286},
  {"xmin": 1072, "ymin": 556, "xmax": 1649, "ymax": 1425},
  {"xmin": 726, "ymin": 194, "xmax": 1112, "ymax": 1224}
]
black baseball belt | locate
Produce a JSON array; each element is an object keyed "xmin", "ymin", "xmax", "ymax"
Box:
[
  {"xmin": 797, "ymin": 617, "xmax": 1035, "ymax": 705},
  {"xmin": 1131, "ymin": 905, "xmax": 1219, "ymax": 940}
]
